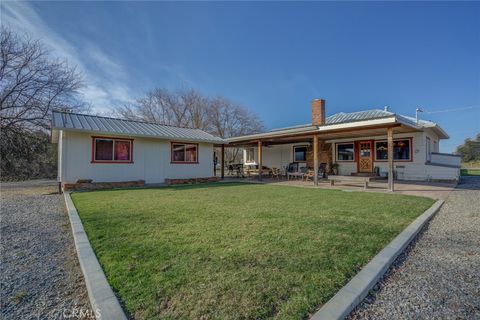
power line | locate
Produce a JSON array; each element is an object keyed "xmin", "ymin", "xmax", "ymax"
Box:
[{"xmin": 423, "ymin": 106, "xmax": 480, "ymax": 114}]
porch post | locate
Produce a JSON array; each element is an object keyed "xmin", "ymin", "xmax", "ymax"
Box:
[
  {"xmin": 221, "ymin": 144, "xmax": 225, "ymax": 180},
  {"xmin": 313, "ymin": 134, "xmax": 319, "ymax": 186},
  {"xmin": 258, "ymin": 140, "xmax": 262, "ymax": 181},
  {"xmin": 387, "ymin": 127, "xmax": 394, "ymax": 191}
]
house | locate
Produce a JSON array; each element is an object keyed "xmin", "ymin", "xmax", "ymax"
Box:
[
  {"xmin": 51, "ymin": 111, "xmax": 225, "ymax": 190},
  {"xmin": 226, "ymin": 99, "xmax": 460, "ymax": 186}
]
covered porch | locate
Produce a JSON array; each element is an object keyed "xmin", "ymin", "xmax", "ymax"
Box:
[{"xmin": 218, "ymin": 121, "xmax": 424, "ymax": 192}]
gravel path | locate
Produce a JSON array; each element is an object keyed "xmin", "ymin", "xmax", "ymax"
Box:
[
  {"xmin": 350, "ymin": 176, "xmax": 480, "ymax": 319},
  {"xmin": 1, "ymin": 180, "xmax": 91, "ymax": 319}
]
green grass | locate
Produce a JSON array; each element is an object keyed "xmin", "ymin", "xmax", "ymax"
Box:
[
  {"xmin": 72, "ymin": 183, "xmax": 434, "ymax": 320},
  {"xmin": 461, "ymin": 168, "xmax": 480, "ymax": 176}
]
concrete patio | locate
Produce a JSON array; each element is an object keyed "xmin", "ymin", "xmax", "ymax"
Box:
[{"xmin": 224, "ymin": 177, "xmax": 456, "ymax": 200}]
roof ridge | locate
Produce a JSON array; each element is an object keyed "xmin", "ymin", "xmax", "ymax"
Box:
[
  {"xmin": 349, "ymin": 108, "xmax": 392, "ymax": 114},
  {"xmin": 52, "ymin": 110, "xmax": 203, "ymax": 131},
  {"xmin": 327, "ymin": 108, "xmax": 394, "ymax": 117}
]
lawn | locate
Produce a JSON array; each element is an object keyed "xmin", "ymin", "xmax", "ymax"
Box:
[
  {"xmin": 71, "ymin": 183, "xmax": 434, "ymax": 320},
  {"xmin": 461, "ymin": 168, "xmax": 480, "ymax": 176}
]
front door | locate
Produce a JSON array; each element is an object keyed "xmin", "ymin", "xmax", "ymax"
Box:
[{"xmin": 358, "ymin": 141, "xmax": 373, "ymax": 173}]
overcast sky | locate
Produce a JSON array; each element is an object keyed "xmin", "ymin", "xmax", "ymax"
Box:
[{"xmin": 2, "ymin": 1, "xmax": 479, "ymax": 152}]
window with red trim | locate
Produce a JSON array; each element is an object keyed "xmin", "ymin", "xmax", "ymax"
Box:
[
  {"xmin": 171, "ymin": 143, "xmax": 198, "ymax": 163},
  {"xmin": 375, "ymin": 139, "xmax": 411, "ymax": 161},
  {"xmin": 93, "ymin": 137, "xmax": 132, "ymax": 163}
]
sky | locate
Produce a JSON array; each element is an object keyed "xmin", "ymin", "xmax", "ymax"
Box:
[{"xmin": 1, "ymin": 1, "xmax": 479, "ymax": 152}]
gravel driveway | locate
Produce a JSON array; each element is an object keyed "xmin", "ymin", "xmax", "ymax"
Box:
[
  {"xmin": 1, "ymin": 180, "xmax": 91, "ymax": 319},
  {"xmin": 350, "ymin": 176, "xmax": 480, "ymax": 319}
]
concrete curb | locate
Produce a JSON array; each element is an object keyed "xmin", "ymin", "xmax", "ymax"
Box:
[
  {"xmin": 311, "ymin": 199, "xmax": 444, "ymax": 320},
  {"xmin": 64, "ymin": 192, "xmax": 128, "ymax": 320}
]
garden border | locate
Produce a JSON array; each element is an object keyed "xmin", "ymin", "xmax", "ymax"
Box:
[
  {"xmin": 311, "ymin": 199, "xmax": 444, "ymax": 320},
  {"xmin": 64, "ymin": 192, "xmax": 128, "ymax": 320}
]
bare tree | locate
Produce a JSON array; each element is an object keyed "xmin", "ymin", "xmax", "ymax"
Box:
[
  {"xmin": 119, "ymin": 88, "xmax": 263, "ymax": 134},
  {"xmin": 208, "ymin": 96, "xmax": 263, "ymax": 138},
  {"xmin": 119, "ymin": 87, "xmax": 264, "ymax": 164},
  {"xmin": 181, "ymin": 88, "xmax": 211, "ymax": 130},
  {"xmin": 1, "ymin": 27, "xmax": 84, "ymax": 180},
  {"xmin": 0, "ymin": 27, "xmax": 83, "ymax": 132},
  {"xmin": 119, "ymin": 88, "xmax": 187, "ymax": 127},
  {"xmin": 208, "ymin": 97, "xmax": 263, "ymax": 162}
]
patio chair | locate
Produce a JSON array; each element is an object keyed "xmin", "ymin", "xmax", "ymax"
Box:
[
  {"xmin": 286, "ymin": 162, "xmax": 299, "ymax": 173},
  {"xmin": 304, "ymin": 169, "xmax": 315, "ymax": 181},
  {"xmin": 271, "ymin": 167, "xmax": 281, "ymax": 180},
  {"xmin": 261, "ymin": 166, "xmax": 272, "ymax": 177},
  {"xmin": 227, "ymin": 164, "xmax": 234, "ymax": 176},
  {"xmin": 236, "ymin": 165, "xmax": 245, "ymax": 178},
  {"xmin": 319, "ymin": 163, "xmax": 327, "ymax": 178}
]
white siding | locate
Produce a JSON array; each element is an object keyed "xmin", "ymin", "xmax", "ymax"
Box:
[
  {"xmin": 424, "ymin": 165, "xmax": 460, "ymax": 180},
  {"xmin": 243, "ymin": 143, "xmax": 308, "ymax": 169},
  {"xmin": 239, "ymin": 130, "xmax": 459, "ymax": 181},
  {"xmin": 61, "ymin": 131, "xmax": 214, "ymax": 184},
  {"xmin": 327, "ymin": 131, "xmax": 459, "ymax": 181},
  {"xmin": 430, "ymin": 153, "xmax": 461, "ymax": 166}
]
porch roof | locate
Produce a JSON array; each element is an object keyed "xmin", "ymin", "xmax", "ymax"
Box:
[{"xmin": 227, "ymin": 109, "xmax": 449, "ymax": 146}]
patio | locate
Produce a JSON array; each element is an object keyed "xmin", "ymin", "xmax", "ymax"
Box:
[{"xmin": 223, "ymin": 177, "xmax": 456, "ymax": 200}]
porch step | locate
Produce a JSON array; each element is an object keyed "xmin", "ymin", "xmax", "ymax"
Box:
[{"xmin": 351, "ymin": 172, "xmax": 378, "ymax": 177}]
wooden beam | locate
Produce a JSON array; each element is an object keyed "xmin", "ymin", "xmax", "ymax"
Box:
[
  {"xmin": 313, "ymin": 134, "xmax": 319, "ymax": 186},
  {"xmin": 221, "ymin": 144, "xmax": 225, "ymax": 180},
  {"xmin": 387, "ymin": 127, "xmax": 394, "ymax": 191},
  {"xmin": 226, "ymin": 123, "xmax": 403, "ymax": 147},
  {"xmin": 258, "ymin": 140, "xmax": 262, "ymax": 181}
]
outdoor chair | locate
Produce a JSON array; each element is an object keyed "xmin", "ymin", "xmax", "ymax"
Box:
[
  {"xmin": 236, "ymin": 165, "xmax": 245, "ymax": 178},
  {"xmin": 304, "ymin": 169, "xmax": 315, "ymax": 181},
  {"xmin": 227, "ymin": 165, "xmax": 234, "ymax": 176},
  {"xmin": 319, "ymin": 163, "xmax": 327, "ymax": 178},
  {"xmin": 261, "ymin": 166, "xmax": 272, "ymax": 177},
  {"xmin": 286, "ymin": 162, "xmax": 299, "ymax": 173},
  {"xmin": 271, "ymin": 167, "xmax": 282, "ymax": 180}
]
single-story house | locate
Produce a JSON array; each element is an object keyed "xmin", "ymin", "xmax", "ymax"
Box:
[
  {"xmin": 51, "ymin": 111, "xmax": 225, "ymax": 190},
  {"xmin": 226, "ymin": 99, "xmax": 460, "ymax": 186}
]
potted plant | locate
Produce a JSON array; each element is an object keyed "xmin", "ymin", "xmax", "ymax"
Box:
[{"xmin": 330, "ymin": 163, "xmax": 339, "ymax": 175}]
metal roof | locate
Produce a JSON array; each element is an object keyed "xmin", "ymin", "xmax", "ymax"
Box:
[
  {"xmin": 228, "ymin": 108, "xmax": 448, "ymax": 142},
  {"xmin": 266, "ymin": 110, "xmax": 395, "ymax": 134},
  {"xmin": 267, "ymin": 109, "xmax": 440, "ymax": 131},
  {"xmin": 51, "ymin": 111, "xmax": 225, "ymax": 144},
  {"xmin": 326, "ymin": 109, "xmax": 395, "ymax": 125}
]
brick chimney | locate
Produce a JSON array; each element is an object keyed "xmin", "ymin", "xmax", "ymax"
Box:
[{"xmin": 311, "ymin": 98, "xmax": 326, "ymax": 125}]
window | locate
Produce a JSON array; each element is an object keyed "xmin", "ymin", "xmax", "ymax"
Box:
[
  {"xmin": 336, "ymin": 143, "xmax": 354, "ymax": 161},
  {"xmin": 426, "ymin": 137, "xmax": 431, "ymax": 162},
  {"xmin": 375, "ymin": 139, "xmax": 411, "ymax": 161},
  {"xmin": 92, "ymin": 137, "xmax": 132, "ymax": 163},
  {"xmin": 293, "ymin": 146, "xmax": 307, "ymax": 162},
  {"xmin": 246, "ymin": 148, "xmax": 255, "ymax": 163},
  {"xmin": 171, "ymin": 143, "xmax": 198, "ymax": 163}
]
